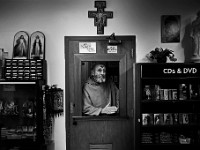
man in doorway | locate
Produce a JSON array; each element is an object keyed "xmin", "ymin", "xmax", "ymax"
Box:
[{"xmin": 82, "ymin": 63, "xmax": 119, "ymax": 116}]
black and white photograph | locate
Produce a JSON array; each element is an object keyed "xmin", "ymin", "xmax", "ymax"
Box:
[{"xmin": 1, "ymin": 0, "xmax": 200, "ymax": 150}]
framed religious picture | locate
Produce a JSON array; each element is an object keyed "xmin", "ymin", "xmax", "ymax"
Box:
[
  {"xmin": 161, "ymin": 15, "xmax": 181, "ymax": 43},
  {"xmin": 30, "ymin": 31, "xmax": 45, "ymax": 59},
  {"xmin": 13, "ymin": 31, "xmax": 29, "ymax": 59}
]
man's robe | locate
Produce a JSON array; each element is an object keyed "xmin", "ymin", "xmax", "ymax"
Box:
[{"xmin": 82, "ymin": 77, "xmax": 119, "ymax": 116}]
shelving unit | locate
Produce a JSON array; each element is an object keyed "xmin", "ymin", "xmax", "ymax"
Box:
[
  {"xmin": 0, "ymin": 80, "xmax": 45, "ymax": 150},
  {"xmin": 136, "ymin": 63, "xmax": 200, "ymax": 150}
]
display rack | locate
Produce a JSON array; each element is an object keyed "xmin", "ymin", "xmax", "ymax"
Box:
[
  {"xmin": 3, "ymin": 59, "xmax": 46, "ymax": 81},
  {"xmin": 0, "ymin": 80, "xmax": 45, "ymax": 150},
  {"xmin": 136, "ymin": 63, "xmax": 200, "ymax": 150},
  {"xmin": 0, "ymin": 58, "xmax": 47, "ymax": 150}
]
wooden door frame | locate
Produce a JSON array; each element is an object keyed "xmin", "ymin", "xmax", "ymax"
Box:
[{"xmin": 65, "ymin": 35, "xmax": 136, "ymax": 150}]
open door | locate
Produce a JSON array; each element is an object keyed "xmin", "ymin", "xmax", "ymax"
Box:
[{"xmin": 65, "ymin": 36, "xmax": 136, "ymax": 150}]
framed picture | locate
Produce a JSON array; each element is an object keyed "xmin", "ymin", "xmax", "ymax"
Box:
[
  {"xmin": 13, "ymin": 31, "xmax": 29, "ymax": 59},
  {"xmin": 161, "ymin": 15, "xmax": 181, "ymax": 43},
  {"xmin": 30, "ymin": 31, "xmax": 45, "ymax": 59}
]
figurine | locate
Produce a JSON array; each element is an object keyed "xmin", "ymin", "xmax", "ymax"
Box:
[
  {"xmin": 4, "ymin": 100, "xmax": 18, "ymax": 115},
  {"xmin": 190, "ymin": 10, "xmax": 200, "ymax": 62},
  {"xmin": 22, "ymin": 99, "xmax": 34, "ymax": 118}
]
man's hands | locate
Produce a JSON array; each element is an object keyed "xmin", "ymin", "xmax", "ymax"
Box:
[{"xmin": 101, "ymin": 103, "xmax": 118, "ymax": 114}]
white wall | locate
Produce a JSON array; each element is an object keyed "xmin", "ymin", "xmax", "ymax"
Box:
[{"xmin": 0, "ymin": 0, "xmax": 200, "ymax": 150}]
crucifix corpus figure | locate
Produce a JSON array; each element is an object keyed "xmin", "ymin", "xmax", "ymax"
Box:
[{"xmin": 88, "ymin": 1, "xmax": 113, "ymax": 34}]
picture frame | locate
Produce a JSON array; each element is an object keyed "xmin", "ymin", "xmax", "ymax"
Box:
[
  {"xmin": 13, "ymin": 31, "xmax": 29, "ymax": 59},
  {"xmin": 30, "ymin": 31, "xmax": 45, "ymax": 59},
  {"xmin": 161, "ymin": 15, "xmax": 181, "ymax": 43}
]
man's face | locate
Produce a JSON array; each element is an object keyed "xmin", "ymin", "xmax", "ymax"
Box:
[{"xmin": 93, "ymin": 64, "xmax": 106, "ymax": 83}]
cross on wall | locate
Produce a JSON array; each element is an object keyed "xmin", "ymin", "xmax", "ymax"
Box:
[{"xmin": 88, "ymin": 1, "xmax": 113, "ymax": 34}]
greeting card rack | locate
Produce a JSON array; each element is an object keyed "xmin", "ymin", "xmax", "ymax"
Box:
[{"xmin": 135, "ymin": 63, "xmax": 200, "ymax": 150}]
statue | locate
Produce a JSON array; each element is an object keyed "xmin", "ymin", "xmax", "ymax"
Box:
[{"xmin": 190, "ymin": 10, "xmax": 200, "ymax": 62}]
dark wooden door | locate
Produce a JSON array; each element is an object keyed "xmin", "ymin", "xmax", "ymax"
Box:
[{"xmin": 65, "ymin": 36, "xmax": 136, "ymax": 150}]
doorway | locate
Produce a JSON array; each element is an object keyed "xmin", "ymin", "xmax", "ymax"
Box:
[{"xmin": 65, "ymin": 36, "xmax": 136, "ymax": 150}]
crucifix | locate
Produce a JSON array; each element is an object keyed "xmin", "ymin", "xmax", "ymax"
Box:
[{"xmin": 88, "ymin": 1, "xmax": 113, "ymax": 34}]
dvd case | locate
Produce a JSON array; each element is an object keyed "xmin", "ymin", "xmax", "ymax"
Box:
[
  {"xmin": 142, "ymin": 113, "xmax": 153, "ymax": 125},
  {"xmin": 164, "ymin": 113, "xmax": 173, "ymax": 125},
  {"xmin": 154, "ymin": 113, "xmax": 163, "ymax": 125}
]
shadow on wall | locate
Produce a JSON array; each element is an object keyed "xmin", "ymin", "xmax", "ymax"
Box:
[{"xmin": 182, "ymin": 23, "xmax": 193, "ymax": 63}]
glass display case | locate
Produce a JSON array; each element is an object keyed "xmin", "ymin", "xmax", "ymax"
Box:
[{"xmin": 0, "ymin": 81, "xmax": 44, "ymax": 150}]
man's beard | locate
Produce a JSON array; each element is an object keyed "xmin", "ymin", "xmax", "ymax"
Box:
[{"xmin": 93, "ymin": 75, "xmax": 106, "ymax": 83}]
